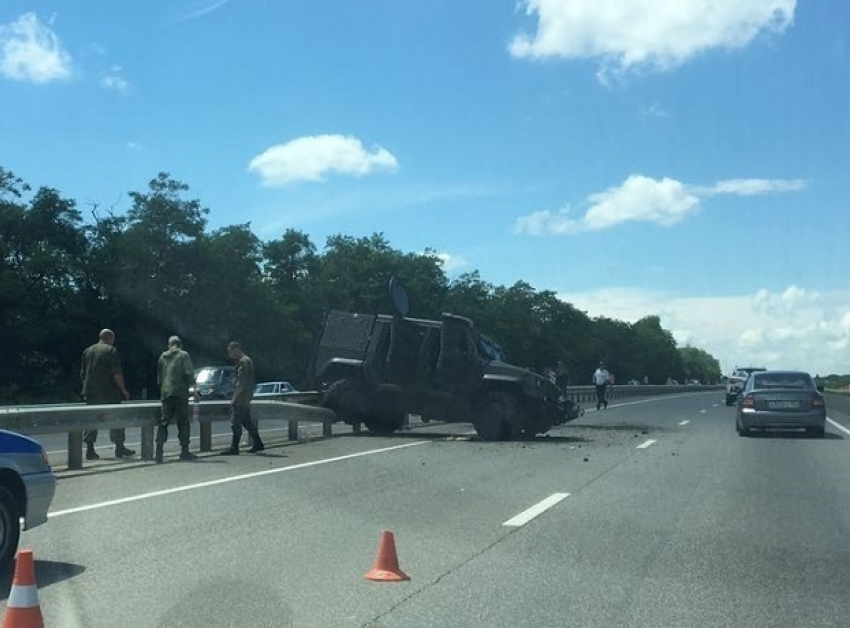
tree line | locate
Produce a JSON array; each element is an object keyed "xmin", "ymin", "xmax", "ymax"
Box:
[{"xmin": 0, "ymin": 167, "xmax": 722, "ymax": 404}]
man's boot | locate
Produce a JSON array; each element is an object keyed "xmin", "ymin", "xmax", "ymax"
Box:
[
  {"xmin": 115, "ymin": 443, "xmax": 136, "ymax": 458},
  {"xmin": 220, "ymin": 433, "xmax": 240, "ymax": 456},
  {"xmin": 180, "ymin": 445, "xmax": 197, "ymax": 461},
  {"xmin": 248, "ymin": 431, "xmax": 265, "ymax": 453},
  {"xmin": 86, "ymin": 442, "xmax": 100, "ymax": 461}
]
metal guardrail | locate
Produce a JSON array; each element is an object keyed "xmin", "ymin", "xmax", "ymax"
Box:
[
  {"xmin": 0, "ymin": 393, "xmax": 333, "ymax": 470},
  {"xmin": 0, "ymin": 385, "xmax": 718, "ymax": 470}
]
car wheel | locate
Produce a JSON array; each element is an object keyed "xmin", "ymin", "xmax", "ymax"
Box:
[
  {"xmin": 725, "ymin": 394, "xmax": 735, "ymax": 406},
  {"xmin": 0, "ymin": 486, "xmax": 21, "ymax": 572},
  {"xmin": 323, "ymin": 378, "xmax": 369, "ymax": 426},
  {"xmin": 736, "ymin": 418, "xmax": 750, "ymax": 437},
  {"xmin": 473, "ymin": 390, "xmax": 521, "ymax": 441},
  {"xmin": 363, "ymin": 413, "xmax": 404, "ymax": 436},
  {"xmin": 808, "ymin": 426, "xmax": 826, "ymax": 438}
]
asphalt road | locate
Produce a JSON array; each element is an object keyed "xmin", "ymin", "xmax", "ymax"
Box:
[{"xmin": 4, "ymin": 392, "xmax": 850, "ymax": 627}]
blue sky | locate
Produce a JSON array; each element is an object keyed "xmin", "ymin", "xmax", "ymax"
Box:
[{"xmin": 2, "ymin": 1, "xmax": 848, "ymax": 374}]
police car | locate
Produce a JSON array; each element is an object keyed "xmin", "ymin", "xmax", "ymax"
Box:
[{"xmin": 1, "ymin": 429, "xmax": 56, "ymax": 568}]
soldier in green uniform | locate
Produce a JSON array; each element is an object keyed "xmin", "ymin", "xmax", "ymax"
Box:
[
  {"xmin": 155, "ymin": 335, "xmax": 198, "ymax": 463},
  {"xmin": 80, "ymin": 329, "xmax": 135, "ymax": 460},
  {"xmin": 220, "ymin": 341, "xmax": 264, "ymax": 455}
]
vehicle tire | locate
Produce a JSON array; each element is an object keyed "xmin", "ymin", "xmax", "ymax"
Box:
[
  {"xmin": 0, "ymin": 486, "xmax": 21, "ymax": 572},
  {"xmin": 725, "ymin": 394, "xmax": 735, "ymax": 406},
  {"xmin": 808, "ymin": 426, "xmax": 826, "ymax": 438},
  {"xmin": 323, "ymin": 378, "xmax": 369, "ymax": 425},
  {"xmin": 473, "ymin": 391, "xmax": 521, "ymax": 441},
  {"xmin": 363, "ymin": 413, "xmax": 405, "ymax": 436},
  {"xmin": 736, "ymin": 417, "xmax": 750, "ymax": 437}
]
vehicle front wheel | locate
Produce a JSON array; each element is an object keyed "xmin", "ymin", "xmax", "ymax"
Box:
[
  {"xmin": 363, "ymin": 413, "xmax": 405, "ymax": 436},
  {"xmin": 0, "ymin": 486, "xmax": 21, "ymax": 572},
  {"xmin": 473, "ymin": 391, "xmax": 521, "ymax": 441}
]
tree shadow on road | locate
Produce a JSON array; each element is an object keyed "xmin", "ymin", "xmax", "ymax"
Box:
[{"xmin": 0, "ymin": 560, "xmax": 86, "ymax": 600}]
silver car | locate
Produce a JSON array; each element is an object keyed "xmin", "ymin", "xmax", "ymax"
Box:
[
  {"xmin": 1, "ymin": 429, "xmax": 57, "ymax": 568},
  {"xmin": 735, "ymin": 370, "xmax": 827, "ymax": 437}
]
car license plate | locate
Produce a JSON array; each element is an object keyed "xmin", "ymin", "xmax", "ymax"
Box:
[{"xmin": 768, "ymin": 400, "xmax": 800, "ymax": 410}]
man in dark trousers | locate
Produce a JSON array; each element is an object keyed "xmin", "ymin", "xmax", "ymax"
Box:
[
  {"xmin": 220, "ymin": 341, "xmax": 264, "ymax": 455},
  {"xmin": 156, "ymin": 335, "xmax": 197, "ymax": 463},
  {"xmin": 592, "ymin": 361, "xmax": 611, "ymax": 411},
  {"xmin": 80, "ymin": 328, "xmax": 135, "ymax": 460}
]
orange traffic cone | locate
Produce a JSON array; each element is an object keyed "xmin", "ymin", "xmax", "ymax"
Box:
[
  {"xmin": 2, "ymin": 549, "xmax": 44, "ymax": 628},
  {"xmin": 365, "ymin": 530, "xmax": 410, "ymax": 582}
]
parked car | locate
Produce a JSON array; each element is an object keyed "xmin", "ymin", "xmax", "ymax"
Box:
[
  {"xmin": 254, "ymin": 381, "xmax": 299, "ymax": 397},
  {"xmin": 726, "ymin": 366, "xmax": 767, "ymax": 405},
  {"xmin": 1, "ymin": 429, "xmax": 56, "ymax": 569},
  {"xmin": 735, "ymin": 370, "xmax": 826, "ymax": 438},
  {"xmin": 192, "ymin": 366, "xmax": 236, "ymax": 400}
]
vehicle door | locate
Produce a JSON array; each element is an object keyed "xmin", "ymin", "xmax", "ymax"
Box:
[{"xmin": 436, "ymin": 317, "xmax": 481, "ymax": 394}]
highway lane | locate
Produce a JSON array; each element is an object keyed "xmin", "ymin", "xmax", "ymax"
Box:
[{"xmin": 4, "ymin": 391, "xmax": 850, "ymax": 627}]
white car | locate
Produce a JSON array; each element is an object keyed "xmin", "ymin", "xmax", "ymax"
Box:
[
  {"xmin": 1, "ymin": 429, "xmax": 56, "ymax": 569},
  {"xmin": 254, "ymin": 381, "xmax": 298, "ymax": 397},
  {"xmin": 726, "ymin": 366, "xmax": 767, "ymax": 405}
]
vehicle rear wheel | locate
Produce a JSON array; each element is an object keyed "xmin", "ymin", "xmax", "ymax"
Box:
[
  {"xmin": 736, "ymin": 418, "xmax": 750, "ymax": 437},
  {"xmin": 473, "ymin": 391, "xmax": 521, "ymax": 441},
  {"xmin": 808, "ymin": 426, "xmax": 826, "ymax": 438},
  {"xmin": 725, "ymin": 394, "xmax": 735, "ymax": 406},
  {"xmin": 363, "ymin": 413, "xmax": 405, "ymax": 436},
  {"xmin": 0, "ymin": 486, "xmax": 21, "ymax": 572}
]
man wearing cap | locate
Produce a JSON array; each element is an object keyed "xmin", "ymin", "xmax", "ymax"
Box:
[
  {"xmin": 80, "ymin": 329, "xmax": 135, "ymax": 460},
  {"xmin": 156, "ymin": 335, "xmax": 198, "ymax": 463},
  {"xmin": 592, "ymin": 361, "xmax": 610, "ymax": 410}
]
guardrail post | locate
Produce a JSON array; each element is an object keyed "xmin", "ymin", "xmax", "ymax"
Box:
[
  {"xmin": 199, "ymin": 420, "xmax": 212, "ymax": 452},
  {"xmin": 68, "ymin": 431, "xmax": 83, "ymax": 470},
  {"xmin": 140, "ymin": 425, "xmax": 154, "ymax": 460},
  {"xmin": 288, "ymin": 418, "xmax": 298, "ymax": 441}
]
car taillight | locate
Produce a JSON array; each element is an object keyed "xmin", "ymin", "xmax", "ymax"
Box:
[
  {"xmin": 742, "ymin": 394, "xmax": 755, "ymax": 409},
  {"xmin": 42, "ymin": 450, "xmax": 51, "ymax": 468},
  {"xmin": 812, "ymin": 395, "xmax": 825, "ymax": 409}
]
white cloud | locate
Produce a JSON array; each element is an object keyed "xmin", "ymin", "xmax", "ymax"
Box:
[
  {"xmin": 515, "ymin": 174, "xmax": 805, "ymax": 236},
  {"xmin": 248, "ymin": 134, "xmax": 399, "ymax": 186},
  {"xmin": 557, "ymin": 285, "xmax": 850, "ymax": 376},
  {"xmin": 101, "ymin": 65, "xmax": 130, "ymax": 93},
  {"xmin": 126, "ymin": 142, "xmax": 143, "ymax": 152},
  {"xmin": 639, "ymin": 102, "xmax": 671, "ymax": 119},
  {"xmin": 0, "ymin": 13, "xmax": 73, "ymax": 83},
  {"xmin": 434, "ymin": 252, "xmax": 469, "ymax": 273},
  {"xmin": 509, "ymin": 0, "xmax": 796, "ymax": 82},
  {"xmin": 175, "ymin": 0, "xmax": 229, "ymax": 23}
]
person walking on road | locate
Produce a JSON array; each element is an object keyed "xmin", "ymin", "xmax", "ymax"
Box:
[
  {"xmin": 80, "ymin": 329, "xmax": 135, "ymax": 460},
  {"xmin": 220, "ymin": 341, "xmax": 264, "ymax": 455},
  {"xmin": 156, "ymin": 336, "xmax": 198, "ymax": 463},
  {"xmin": 593, "ymin": 361, "xmax": 611, "ymax": 411}
]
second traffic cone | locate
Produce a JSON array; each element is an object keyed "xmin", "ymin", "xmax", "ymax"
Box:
[
  {"xmin": 2, "ymin": 549, "xmax": 44, "ymax": 628},
  {"xmin": 365, "ymin": 530, "xmax": 410, "ymax": 582}
]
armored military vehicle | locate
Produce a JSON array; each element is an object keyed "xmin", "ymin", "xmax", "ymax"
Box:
[{"xmin": 306, "ymin": 278, "xmax": 580, "ymax": 440}]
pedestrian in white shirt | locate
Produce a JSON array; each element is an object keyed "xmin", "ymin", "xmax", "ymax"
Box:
[{"xmin": 593, "ymin": 362, "xmax": 610, "ymax": 410}]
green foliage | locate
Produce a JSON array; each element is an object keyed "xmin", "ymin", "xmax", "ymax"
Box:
[{"xmin": 0, "ymin": 165, "xmax": 723, "ymax": 403}]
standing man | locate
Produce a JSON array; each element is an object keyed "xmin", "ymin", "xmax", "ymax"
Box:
[
  {"xmin": 80, "ymin": 329, "xmax": 135, "ymax": 460},
  {"xmin": 220, "ymin": 341, "xmax": 264, "ymax": 455},
  {"xmin": 156, "ymin": 336, "xmax": 197, "ymax": 463},
  {"xmin": 592, "ymin": 361, "xmax": 610, "ymax": 411}
]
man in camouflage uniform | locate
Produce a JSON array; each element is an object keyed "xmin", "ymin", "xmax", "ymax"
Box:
[
  {"xmin": 80, "ymin": 329, "xmax": 135, "ymax": 460},
  {"xmin": 156, "ymin": 335, "xmax": 197, "ymax": 463},
  {"xmin": 220, "ymin": 341, "xmax": 264, "ymax": 455}
]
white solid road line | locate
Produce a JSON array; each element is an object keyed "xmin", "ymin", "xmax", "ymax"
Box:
[
  {"xmin": 48, "ymin": 440, "xmax": 427, "ymax": 518},
  {"xmin": 503, "ymin": 493, "xmax": 570, "ymax": 527},
  {"xmin": 679, "ymin": 420, "xmax": 690, "ymax": 426},
  {"xmin": 827, "ymin": 417, "xmax": 850, "ymax": 438},
  {"xmin": 636, "ymin": 439, "xmax": 657, "ymax": 449}
]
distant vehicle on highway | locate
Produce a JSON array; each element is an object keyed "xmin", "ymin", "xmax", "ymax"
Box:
[
  {"xmin": 735, "ymin": 370, "xmax": 826, "ymax": 438},
  {"xmin": 192, "ymin": 365, "xmax": 236, "ymax": 400},
  {"xmin": 254, "ymin": 381, "xmax": 298, "ymax": 396},
  {"xmin": 0, "ymin": 429, "xmax": 56, "ymax": 569},
  {"xmin": 726, "ymin": 366, "xmax": 767, "ymax": 405}
]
